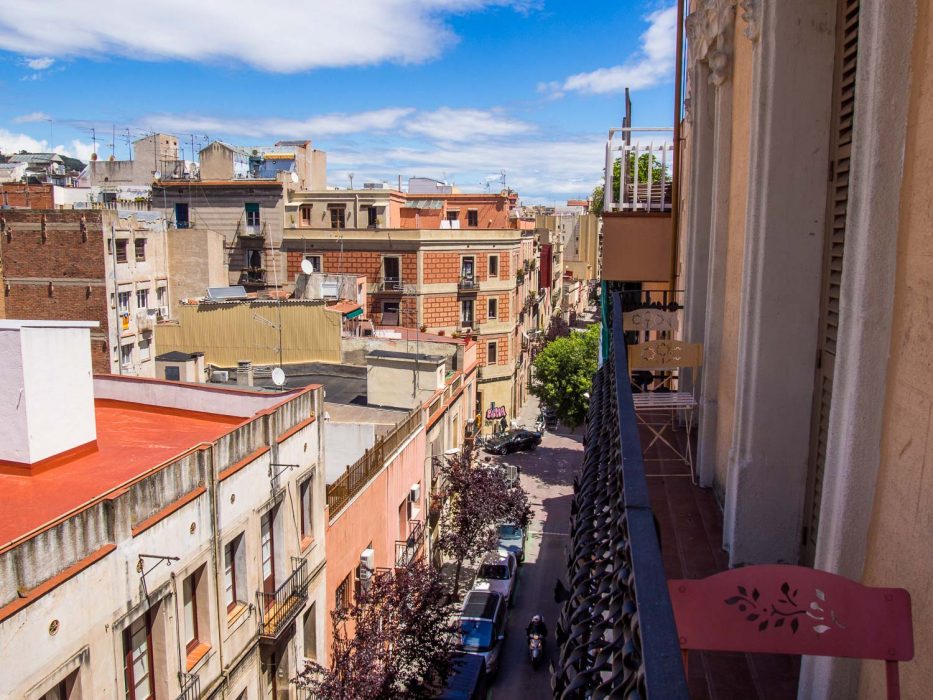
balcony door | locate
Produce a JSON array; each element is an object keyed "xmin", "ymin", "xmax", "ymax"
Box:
[
  {"xmin": 245, "ymin": 202, "xmax": 260, "ymax": 235},
  {"xmin": 261, "ymin": 510, "xmax": 276, "ymax": 599},
  {"xmin": 461, "ymin": 256, "xmax": 475, "ymax": 281},
  {"xmin": 383, "ymin": 256, "xmax": 401, "ymax": 288},
  {"xmin": 802, "ymin": 0, "xmax": 860, "ymax": 565}
]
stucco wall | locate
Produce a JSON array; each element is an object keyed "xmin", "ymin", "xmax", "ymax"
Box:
[
  {"xmin": 713, "ymin": 19, "xmax": 754, "ymax": 493},
  {"xmin": 860, "ymin": 5, "xmax": 932, "ymax": 697}
]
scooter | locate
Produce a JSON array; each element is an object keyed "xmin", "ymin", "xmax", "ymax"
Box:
[{"xmin": 528, "ymin": 633, "xmax": 545, "ymax": 668}]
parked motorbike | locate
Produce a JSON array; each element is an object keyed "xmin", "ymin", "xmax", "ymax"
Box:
[{"xmin": 528, "ymin": 633, "xmax": 544, "ymax": 668}]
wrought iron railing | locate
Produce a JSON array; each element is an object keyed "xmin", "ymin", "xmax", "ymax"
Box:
[
  {"xmin": 259, "ymin": 557, "xmax": 310, "ymax": 641},
  {"xmin": 552, "ymin": 292, "xmax": 688, "ymax": 698},
  {"xmin": 395, "ymin": 519, "xmax": 425, "ymax": 568},
  {"xmin": 458, "ymin": 275, "xmax": 479, "ymax": 291},
  {"xmin": 376, "ymin": 277, "xmax": 404, "ymax": 292},
  {"xmin": 326, "ymin": 408, "xmax": 423, "ymax": 515},
  {"xmin": 177, "ymin": 672, "xmax": 200, "ymax": 700}
]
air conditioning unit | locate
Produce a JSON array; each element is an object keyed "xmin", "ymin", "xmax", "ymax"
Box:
[
  {"xmin": 211, "ymin": 370, "xmax": 229, "ymax": 383},
  {"xmin": 158, "ymin": 305, "xmax": 170, "ymax": 319},
  {"xmin": 409, "ymin": 483, "xmax": 421, "ymax": 503},
  {"xmin": 360, "ymin": 548, "xmax": 375, "ymax": 576}
]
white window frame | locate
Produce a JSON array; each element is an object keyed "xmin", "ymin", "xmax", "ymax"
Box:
[{"xmin": 487, "ymin": 297, "xmax": 498, "ymax": 320}]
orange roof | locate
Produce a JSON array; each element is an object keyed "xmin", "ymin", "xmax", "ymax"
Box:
[
  {"xmin": 0, "ymin": 400, "xmax": 243, "ymax": 547},
  {"xmin": 325, "ymin": 300, "xmax": 363, "ymax": 315}
]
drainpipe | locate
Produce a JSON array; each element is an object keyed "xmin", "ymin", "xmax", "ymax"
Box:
[
  {"xmin": 207, "ymin": 446, "xmax": 226, "ymax": 675},
  {"xmin": 669, "ymin": 0, "xmax": 686, "ymax": 291},
  {"xmin": 111, "ymin": 222, "xmax": 123, "ymax": 375},
  {"xmin": 169, "ymin": 572, "xmax": 185, "ymax": 684},
  {"xmin": 354, "ymin": 194, "xmax": 359, "ymax": 230}
]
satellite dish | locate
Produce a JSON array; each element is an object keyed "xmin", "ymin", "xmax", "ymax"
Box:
[
  {"xmin": 300, "ymin": 258, "xmax": 315, "ymax": 275},
  {"xmin": 153, "ymin": 171, "xmax": 162, "ymax": 180},
  {"xmin": 271, "ymin": 367, "xmax": 286, "ymax": 387}
]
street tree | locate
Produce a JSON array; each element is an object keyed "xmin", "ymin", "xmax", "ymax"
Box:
[
  {"xmin": 530, "ymin": 323, "xmax": 600, "ymax": 428},
  {"xmin": 295, "ymin": 562, "xmax": 454, "ymax": 700},
  {"xmin": 436, "ymin": 446, "xmax": 532, "ymax": 597}
]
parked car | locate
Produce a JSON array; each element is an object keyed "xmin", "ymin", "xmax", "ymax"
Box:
[
  {"xmin": 472, "ymin": 551, "xmax": 519, "ymax": 605},
  {"xmin": 482, "ymin": 429, "xmax": 542, "ymax": 455},
  {"xmin": 457, "ymin": 590, "xmax": 509, "ymax": 675},
  {"xmin": 436, "ymin": 652, "xmax": 489, "ymax": 699},
  {"xmin": 497, "ymin": 523, "xmax": 526, "ymax": 564}
]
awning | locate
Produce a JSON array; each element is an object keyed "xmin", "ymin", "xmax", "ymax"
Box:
[{"xmin": 345, "ymin": 307, "xmax": 363, "ymax": 320}]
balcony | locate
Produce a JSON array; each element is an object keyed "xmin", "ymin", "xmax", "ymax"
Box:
[
  {"xmin": 237, "ymin": 220, "xmax": 267, "ymax": 238},
  {"xmin": 457, "ymin": 275, "xmax": 479, "ymax": 292},
  {"xmin": 395, "ymin": 519, "xmax": 425, "ymax": 568},
  {"xmin": 374, "ymin": 277, "xmax": 406, "ymax": 294},
  {"xmin": 552, "ymin": 292, "xmax": 799, "ymax": 698},
  {"xmin": 176, "ymin": 673, "xmax": 199, "ymax": 700},
  {"xmin": 259, "ymin": 557, "xmax": 310, "ymax": 643}
]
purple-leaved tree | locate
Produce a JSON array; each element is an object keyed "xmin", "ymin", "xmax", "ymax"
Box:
[
  {"xmin": 436, "ymin": 446, "xmax": 532, "ymax": 597},
  {"xmin": 294, "ymin": 562, "xmax": 454, "ymax": 700}
]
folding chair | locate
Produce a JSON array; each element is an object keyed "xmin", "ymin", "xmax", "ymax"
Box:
[
  {"xmin": 668, "ymin": 565, "xmax": 914, "ymax": 699},
  {"xmin": 627, "ymin": 339, "xmax": 702, "ymax": 479}
]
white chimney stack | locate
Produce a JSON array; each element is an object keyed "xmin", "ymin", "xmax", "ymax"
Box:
[{"xmin": 0, "ymin": 320, "xmax": 98, "ymax": 467}]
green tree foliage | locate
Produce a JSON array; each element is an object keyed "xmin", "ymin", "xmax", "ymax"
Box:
[
  {"xmin": 530, "ymin": 324, "xmax": 600, "ymax": 428},
  {"xmin": 590, "ymin": 153, "xmax": 670, "ymax": 214}
]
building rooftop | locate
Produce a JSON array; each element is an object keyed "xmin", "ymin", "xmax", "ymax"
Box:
[
  {"xmin": 0, "ymin": 399, "xmax": 243, "ymax": 547},
  {"xmin": 367, "ymin": 349, "xmax": 446, "ymax": 363}
]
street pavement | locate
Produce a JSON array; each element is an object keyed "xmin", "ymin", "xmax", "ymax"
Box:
[{"xmin": 487, "ymin": 396, "xmax": 581, "ymax": 698}]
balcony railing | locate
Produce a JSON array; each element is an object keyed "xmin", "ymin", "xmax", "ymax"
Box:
[
  {"xmin": 603, "ymin": 127, "xmax": 674, "ymax": 213},
  {"xmin": 395, "ymin": 519, "xmax": 425, "ymax": 568},
  {"xmin": 375, "ymin": 277, "xmax": 404, "ymax": 293},
  {"xmin": 552, "ymin": 291, "xmax": 688, "ymax": 698},
  {"xmin": 458, "ymin": 275, "xmax": 479, "ymax": 291},
  {"xmin": 327, "ymin": 408, "xmax": 423, "ymax": 516},
  {"xmin": 259, "ymin": 557, "xmax": 310, "ymax": 642},
  {"xmin": 176, "ymin": 673, "xmax": 200, "ymax": 700},
  {"xmin": 237, "ymin": 220, "xmax": 268, "ymax": 238}
]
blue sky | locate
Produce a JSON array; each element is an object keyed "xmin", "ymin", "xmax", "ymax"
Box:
[{"xmin": 0, "ymin": 0, "xmax": 677, "ymax": 204}]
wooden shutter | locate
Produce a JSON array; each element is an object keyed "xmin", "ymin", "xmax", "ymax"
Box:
[{"xmin": 802, "ymin": 0, "xmax": 860, "ymax": 565}]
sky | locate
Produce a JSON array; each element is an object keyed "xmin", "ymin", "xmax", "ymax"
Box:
[{"xmin": 0, "ymin": 0, "xmax": 678, "ymax": 204}]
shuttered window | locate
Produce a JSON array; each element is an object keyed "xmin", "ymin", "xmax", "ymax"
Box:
[{"xmin": 802, "ymin": 0, "xmax": 860, "ymax": 564}]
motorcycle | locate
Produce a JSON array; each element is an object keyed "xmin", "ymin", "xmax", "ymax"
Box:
[
  {"xmin": 534, "ymin": 415, "xmax": 546, "ymax": 433},
  {"xmin": 528, "ymin": 632, "xmax": 544, "ymax": 668}
]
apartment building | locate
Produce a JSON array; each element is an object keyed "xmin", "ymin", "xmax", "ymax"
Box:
[
  {"xmin": 152, "ymin": 139, "xmax": 327, "ymax": 293},
  {"xmin": 0, "ymin": 208, "xmax": 170, "ymax": 376},
  {"xmin": 536, "ymin": 210, "xmax": 601, "ymax": 282},
  {"xmin": 0, "ymin": 320, "xmax": 326, "ymax": 700},
  {"xmin": 283, "ymin": 187, "xmax": 536, "ymax": 429},
  {"xmin": 85, "ymin": 133, "xmax": 183, "ymax": 186}
]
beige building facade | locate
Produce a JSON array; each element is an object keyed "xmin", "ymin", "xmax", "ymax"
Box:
[{"xmin": 679, "ymin": 0, "xmax": 928, "ymax": 696}]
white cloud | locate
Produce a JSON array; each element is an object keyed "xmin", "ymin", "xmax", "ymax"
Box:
[
  {"xmin": 24, "ymin": 56, "xmax": 54, "ymax": 70},
  {"xmin": 13, "ymin": 111, "xmax": 51, "ymax": 123},
  {"xmin": 0, "ymin": 0, "xmax": 533, "ymax": 72},
  {"xmin": 540, "ymin": 5, "xmax": 677, "ymax": 96},
  {"xmin": 404, "ymin": 108, "xmax": 532, "ymax": 142},
  {"xmin": 0, "ymin": 128, "xmax": 93, "ymax": 161}
]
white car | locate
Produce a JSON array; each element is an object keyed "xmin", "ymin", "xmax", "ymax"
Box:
[{"xmin": 471, "ymin": 551, "xmax": 518, "ymax": 606}]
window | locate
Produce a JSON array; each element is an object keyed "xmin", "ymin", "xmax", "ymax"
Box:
[
  {"xmin": 303, "ymin": 604, "xmax": 318, "ymax": 661},
  {"xmin": 139, "ymin": 339, "xmax": 151, "ymax": 362},
  {"xmin": 121, "ymin": 343, "xmax": 133, "ymax": 367},
  {"xmin": 123, "ymin": 611, "xmax": 154, "ymax": 700},
  {"xmin": 40, "ymin": 671, "xmax": 78, "ymax": 700},
  {"xmin": 164, "ymin": 366, "xmax": 180, "ymax": 381},
  {"xmin": 467, "ymin": 209, "xmax": 479, "ymax": 227},
  {"xmin": 157, "ymin": 286, "xmax": 167, "ymax": 307},
  {"xmin": 382, "ymin": 301, "xmax": 400, "ymax": 326},
  {"xmin": 446, "ymin": 210, "xmax": 459, "ymax": 221},
  {"xmin": 488, "ymin": 255, "xmax": 499, "ymax": 277},
  {"xmin": 487, "ymin": 298, "xmax": 498, "ymax": 320},
  {"xmin": 174, "ymin": 202, "xmax": 189, "ymax": 229},
  {"xmin": 367, "ymin": 206, "xmax": 378, "ymax": 227},
  {"xmin": 329, "ymin": 206, "xmax": 346, "ymax": 229},
  {"xmin": 383, "ymin": 256, "xmax": 401, "ymax": 286},
  {"xmin": 488, "ymin": 341, "xmax": 498, "ymax": 364},
  {"xmin": 136, "ymin": 288, "xmax": 149, "ymax": 311},
  {"xmin": 299, "ymin": 204, "xmax": 312, "ymax": 226},
  {"xmin": 224, "ymin": 534, "xmax": 247, "ymax": 614},
  {"xmin": 134, "ymin": 238, "xmax": 146, "ymax": 262},
  {"xmin": 303, "ymin": 255, "xmax": 322, "ymax": 273},
  {"xmin": 118, "ymin": 291, "xmax": 131, "ymax": 313},
  {"xmin": 183, "ymin": 571, "xmax": 199, "ymax": 653},
  {"xmin": 261, "ymin": 511, "xmax": 276, "ymax": 599},
  {"xmin": 461, "ymin": 299, "xmax": 474, "ymax": 327},
  {"xmin": 299, "ymin": 478, "xmax": 313, "ymax": 544},
  {"xmin": 335, "ymin": 575, "xmax": 350, "ymax": 611},
  {"xmin": 245, "ymin": 202, "xmax": 260, "ymax": 227},
  {"xmin": 115, "ymin": 238, "xmax": 128, "ymax": 263}
]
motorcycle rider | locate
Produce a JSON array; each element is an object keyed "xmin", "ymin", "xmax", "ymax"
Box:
[{"xmin": 526, "ymin": 614, "xmax": 548, "ymax": 640}]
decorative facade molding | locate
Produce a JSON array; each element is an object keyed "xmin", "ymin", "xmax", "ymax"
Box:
[
  {"xmin": 685, "ymin": 0, "xmax": 737, "ymax": 86},
  {"xmin": 739, "ymin": 0, "xmax": 761, "ymax": 41}
]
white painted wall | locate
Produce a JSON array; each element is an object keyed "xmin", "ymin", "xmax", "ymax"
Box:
[
  {"xmin": 324, "ymin": 422, "xmax": 376, "ymax": 484},
  {"xmin": 0, "ymin": 322, "xmax": 97, "ymax": 464}
]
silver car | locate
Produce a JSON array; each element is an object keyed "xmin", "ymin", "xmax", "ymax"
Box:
[
  {"xmin": 457, "ymin": 590, "xmax": 509, "ymax": 675},
  {"xmin": 497, "ymin": 523, "xmax": 526, "ymax": 564},
  {"xmin": 471, "ymin": 551, "xmax": 518, "ymax": 605}
]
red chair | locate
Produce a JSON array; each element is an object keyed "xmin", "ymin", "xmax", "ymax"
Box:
[{"xmin": 668, "ymin": 565, "xmax": 914, "ymax": 699}]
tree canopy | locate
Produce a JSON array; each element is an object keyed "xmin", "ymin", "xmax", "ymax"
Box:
[
  {"xmin": 530, "ymin": 324, "xmax": 600, "ymax": 428},
  {"xmin": 590, "ymin": 153, "xmax": 670, "ymax": 214}
]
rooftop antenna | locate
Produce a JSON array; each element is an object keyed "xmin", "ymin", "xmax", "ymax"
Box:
[{"xmin": 348, "ymin": 172, "xmax": 355, "ymax": 189}]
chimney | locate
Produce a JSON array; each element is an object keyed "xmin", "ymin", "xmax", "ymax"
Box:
[
  {"xmin": 0, "ymin": 320, "xmax": 99, "ymax": 466},
  {"xmin": 236, "ymin": 360, "xmax": 254, "ymax": 387}
]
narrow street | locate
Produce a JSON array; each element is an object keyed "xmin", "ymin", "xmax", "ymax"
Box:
[{"xmin": 488, "ymin": 396, "xmax": 580, "ymax": 697}]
